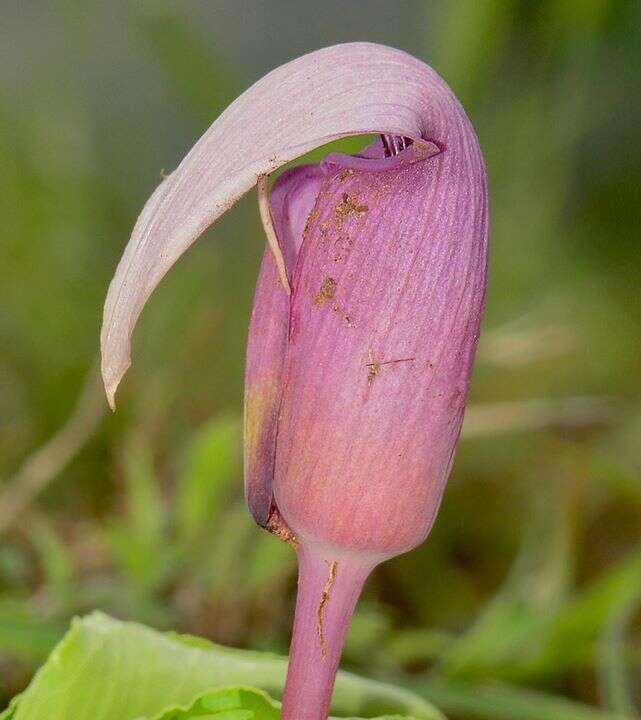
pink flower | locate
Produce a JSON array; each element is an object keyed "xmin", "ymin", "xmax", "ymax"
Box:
[{"xmin": 101, "ymin": 43, "xmax": 488, "ymax": 720}]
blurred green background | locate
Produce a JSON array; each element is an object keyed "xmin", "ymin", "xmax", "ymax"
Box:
[{"xmin": 1, "ymin": 1, "xmax": 640, "ymax": 718}]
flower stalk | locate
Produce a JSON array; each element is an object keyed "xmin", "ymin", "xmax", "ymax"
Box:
[{"xmin": 282, "ymin": 545, "xmax": 376, "ymax": 720}]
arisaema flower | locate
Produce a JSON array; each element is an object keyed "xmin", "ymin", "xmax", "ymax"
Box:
[{"xmin": 101, "ymin": 43, "xmax": 488, "ymax": 720}]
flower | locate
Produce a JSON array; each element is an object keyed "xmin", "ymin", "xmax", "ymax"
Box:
[{"xmin": 101, "ymin": 43, "xmax": 488, "ymax": 720}]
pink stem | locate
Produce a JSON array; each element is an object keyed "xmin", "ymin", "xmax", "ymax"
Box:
[{"xmin": 280, "ymin": 543, "xmax": 377, "ymax": 720}]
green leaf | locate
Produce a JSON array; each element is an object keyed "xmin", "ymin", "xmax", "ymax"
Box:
[
  {"xmin": 0, "ymin": 693, "xmax": 19, "ymax": 720},
  {"xmin": 535, "ymin": 543, "xmax": 641, "ymax": 678},
  {"xmin": 5, "ymin": 612, "xmax": 441, "ymax": 720},
  {"xmin": 29, "ymin": 519, "xmax": 74, "ymax": 608},
  {"xmin": 150, "ymin": 686, "xmax": 280, "ymax": 720},
  {"xmin": 0, "ymin": 598, "xmax": 65, "ymax": 664},
  {"xmin": 596, "ymin": 586, "xmax": 641, "ymax": 717},
  {"xmin": 437, "ymin": 477, "xmax": 574, "ymax": 681},
  {"xmin": 151, "ymin": 685, "xmax": 414, "ymax": 720},
  {"xmin": 175, "ymin": 416, "xmax": 240, "ymax": 552},
  {"xmin": 419, "ymin": 678, "xmax": 631, "ymax": 720},
  {"xmin": 107, "ymin": 438, "xmax": 167, "ymax": 592}
]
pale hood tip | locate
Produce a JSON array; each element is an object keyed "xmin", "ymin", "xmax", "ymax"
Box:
[{"xmin": 101, "ymin": 354, "xmax": 130, "ymax": 411}]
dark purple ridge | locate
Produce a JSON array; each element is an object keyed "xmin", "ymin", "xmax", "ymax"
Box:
[{"xmin": 381, "ymin": 134, "xmax": 413, "ymax": 157}]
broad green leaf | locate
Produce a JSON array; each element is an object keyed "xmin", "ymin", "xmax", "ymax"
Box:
[
  {"xmin": 152, "ymin": 686, "xmax": 415, "ymax": 720},
  {"xmin": 5, "ymin": 612, "xmax": 441, "ymax": 720},
  {"xmin": 151, "ymin": 686, "xmax": 280, "ymax": 720}
]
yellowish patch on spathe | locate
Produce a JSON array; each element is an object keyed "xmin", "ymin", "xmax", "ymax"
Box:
[{"xmin": 244, "ymin": 374, "xmax": 280, "ymax": 456}]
